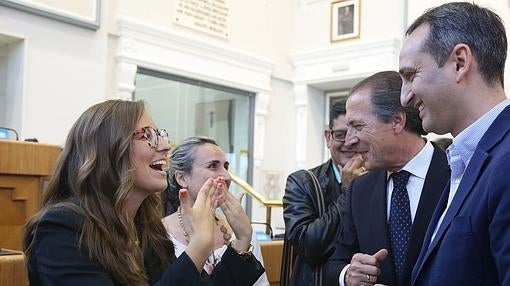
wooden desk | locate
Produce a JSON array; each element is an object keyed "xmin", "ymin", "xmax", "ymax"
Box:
[
  {"xmin": 0, "ymin": 242, "xmax": 281, "ymax": 286},
  {"xmin": 0, "ymin": 242, "xmax": 282, "ymax": 286},
  {"xmin": 0, "ymin": 140, "xmax": 61, "ymax": 250},
  {"xmin": 0, "ymin": 253, "xmax": 28, "ymax": 286},
  {"xmin": 260, "ymin": 240, "xmax": 283, "ymax": 286}
]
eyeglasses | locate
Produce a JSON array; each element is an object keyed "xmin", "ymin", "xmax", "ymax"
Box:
[
  {"xmin": 330, "ymin": 129, "xmax": 347, "ymax": 142},
  {"xmin": 133, "ymin": 126, "xmax": 169, "ymax": 148}
]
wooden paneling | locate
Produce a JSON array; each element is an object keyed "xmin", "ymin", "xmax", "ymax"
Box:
[
  {"xmin": 0, "ymin": 140, "xmax": 61, "ymax": 176},
  {"xmin": 0, "ymin": 140, "xmax": 61, "ymax": 250},
  {"xmin": 0, "ymin": 253, "xmax": 28, "ymax": 286},
  {"xmin": 0, "ymin": 175, "xmax": 43, "ymax": 250},
  {"xmin": 260, "ymin": 240, "xmax": 283, "ymax": 286}
]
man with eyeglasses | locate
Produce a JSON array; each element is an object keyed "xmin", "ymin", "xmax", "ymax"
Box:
[
  {"xmin": 325, "ymin": 71, "xmax": 450, "ymax": 286},
  {"xmin": 283, "ymin": 99, "xmax": 366, "ymax": 285}
]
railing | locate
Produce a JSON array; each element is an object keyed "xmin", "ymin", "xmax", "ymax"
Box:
[{"xmin": 229, "ymin": 171, "xmax": 282, "ymax": 234}]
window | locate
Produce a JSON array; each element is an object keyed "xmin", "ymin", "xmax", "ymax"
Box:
[{"xmin": 134, "ymin": 69, "xmax": 255, "ymax": 211}]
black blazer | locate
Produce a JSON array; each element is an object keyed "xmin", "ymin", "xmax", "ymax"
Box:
[
  {"xmin": 325, "ymin": 144, "xmax": 450, "ymax": 286},
  {"xmin": 26, "ymin": 206, "xmax": 264, "ymax": 286}
]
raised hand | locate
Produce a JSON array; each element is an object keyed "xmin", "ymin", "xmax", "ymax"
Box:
[
  {"xmin": 181, "ymin": 178, "xmax": 217, "ymax": 271},
  {"xmin": 217, "ymin": 177, "xmax": 252, "ymax": 251},
  {"xmin": 340, "ymin": 153, "xmax": 367, "ymax": 189},
  {"xmin": 345, "ymin": 249, "xmax": 388, "ymax": 286}
]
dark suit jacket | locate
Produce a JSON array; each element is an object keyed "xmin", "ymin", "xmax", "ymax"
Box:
[
  {"xmin": 26, "ymin": 206, "xmax": 264, "ymax": 286},
  {"xmin": 412, "ymin": 106, "xmax": 510, "ymax": 286},
  {"xmin": 325, "ymin": 143, "xmax": 450, "ymax": 286}
]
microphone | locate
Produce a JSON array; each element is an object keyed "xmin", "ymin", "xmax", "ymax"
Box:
[{"xmin": 0, "ymin": 127, "xmax": 19, "ymax": 140}]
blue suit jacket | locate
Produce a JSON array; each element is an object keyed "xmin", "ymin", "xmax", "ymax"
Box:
[{"xmin": 412, "ymin": 106, "xmax": 510, "ymax": 285}]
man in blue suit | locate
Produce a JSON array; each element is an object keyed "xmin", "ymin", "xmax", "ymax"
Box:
[{"xmin": 400, "ymin": 2, "xmax": 510, "ymax": 285}]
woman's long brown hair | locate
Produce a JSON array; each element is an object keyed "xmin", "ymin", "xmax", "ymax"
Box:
[{"xmin": 23, "ymin": 100, "xmax": 174, "ymax": 285}]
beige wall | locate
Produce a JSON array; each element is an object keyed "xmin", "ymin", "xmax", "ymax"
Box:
[
  {"xmin": 292, "ymin": 0, "xmax": 406, "ymax": 52},
  {"xmin": 117, "ymin": 0, "xmax": 295, "ymax": 79}
]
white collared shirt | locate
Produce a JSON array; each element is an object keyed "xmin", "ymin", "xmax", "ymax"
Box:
[{"xmin": 386, "ymin": 140, "xmax": 434, "ymax": 221}]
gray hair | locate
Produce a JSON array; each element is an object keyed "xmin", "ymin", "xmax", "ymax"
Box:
[
  {"xmin": 350, "ymin": 71, "xmax": 426, "ymax": 136},
  {"xmin": 163, "ymin": 136, "xmax": 218, "ymax": 215}
]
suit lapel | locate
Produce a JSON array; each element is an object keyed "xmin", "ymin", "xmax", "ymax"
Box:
[
  {"xmin": 372, "ymin": 172, "xmax": 391, "ymax": 248},
  {"xmin": 412, "ymin": 182, "xmax": 449, "ymax": 283},
  {"xmin": 425, "ymin": 149, "xmax": 487, "ymax": 254}
]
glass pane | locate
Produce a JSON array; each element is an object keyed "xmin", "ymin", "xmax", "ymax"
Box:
[{"xmin": 134, "ymin": 71, "xmax": 253, "ymax": 201}]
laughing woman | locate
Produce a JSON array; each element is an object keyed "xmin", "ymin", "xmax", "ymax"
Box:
[
  {"xmin": 162, "ymin": 136, "xmax": 270, "ymax": 286},
  {"xmin": 23, "ymin": 100, "xmax": 264, "ymax": 286}
]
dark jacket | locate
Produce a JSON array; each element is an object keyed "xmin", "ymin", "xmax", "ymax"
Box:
[
  {"xmin": 26, "ymin": 206, "xmax": 264, "ymax": 286},
  {"xmin": 325, "ymin": 144, "xmax": 450, "ymax": 286},
  {"xmin": 283, "ymin": 160, "xmax": 348, "ymax": 285}
]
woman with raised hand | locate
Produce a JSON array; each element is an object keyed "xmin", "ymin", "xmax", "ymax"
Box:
[
  {"xmin": 162, "ymin": 136, "xmax": 270, "ymax": 285},
  {"xmin": 23, "ymin": 100, "xmax": 264, "ymax": 286}
]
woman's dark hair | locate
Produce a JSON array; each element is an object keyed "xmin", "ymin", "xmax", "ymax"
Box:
[{"xmin": 24, "ymin": 100, "xmax": 174, "ymax": 285}]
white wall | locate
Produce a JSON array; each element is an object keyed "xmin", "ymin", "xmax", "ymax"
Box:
[
  {"xmin": 0, "ymin": 4, "xmax": 109, "ymax": 144},
  {"xmin": 117, "ymin": 0, "xmax": 294, "ymax": 80},
  {"xmin": 292, "ymin": 0, "xmax": 405, "ymax": 52},
  {"xmin": 252, "ymin": 77, "xmax": 296, "ymax": 230},
  {"xmin": 408, "ymin": 0, "xmax": 510, "ymax": 23}
]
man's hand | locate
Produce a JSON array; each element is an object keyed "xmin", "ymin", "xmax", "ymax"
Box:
[
  {"xmin": 340, "ymin": 154, "xmax": 367, "ymax": 189},
  {"xmin": 345, "ymin": 249, "xmax": 388, "ymax": 286}
]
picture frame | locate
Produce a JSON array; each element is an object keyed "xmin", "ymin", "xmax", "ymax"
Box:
[
  {"xmin": 330, "ymin": 0, "xmax": 360, "ymax": 42},
  {"xmin": 0, "ymin": 0, "xmax": 101, "ymax": 30}
]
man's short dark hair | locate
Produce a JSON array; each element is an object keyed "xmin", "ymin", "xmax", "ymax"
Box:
[
  {"xmin": 350, "ymin": 71, "xmax": 426, "ymax": 135},
  {"xmin": 406, "ymin": 2, "xmax": 507, "ymax": 87},
  {"xmin": 329, "ymin": 98, "xmax": 347, "ymax": 129}
]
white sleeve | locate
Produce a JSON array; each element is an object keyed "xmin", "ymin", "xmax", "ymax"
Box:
[{"xmin": 339, "ymin": 264, "xmax": 350, "ymax": 286}]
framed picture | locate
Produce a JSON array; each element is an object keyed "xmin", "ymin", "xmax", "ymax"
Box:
[
  {"xmin": 330, "ymin": 0, "xmax": 360, "ymax": 42},
  {"xmin": 0, "ymin": 0, "xmax": 100, "ymax": 30}
]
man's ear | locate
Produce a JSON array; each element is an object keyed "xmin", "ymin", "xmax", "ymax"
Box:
[
  {"xmin": 392, "ymin": 112, "xmax": 406, "ymax": 133},
  {"xmin": 450, "ymin": 43, "xmax": 472, "ymax": 83},
  {"xmin": 324, "ymin": 129, "xmax": 332, "ymax": 148},
  {"xmin": 175, "ymin": 171, "xmax": 188, "ymax": 188}
]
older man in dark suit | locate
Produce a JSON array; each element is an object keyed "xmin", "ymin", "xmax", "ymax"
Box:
[{"xmin": 325, "ymin": 71, "xmax": 450, "ymax": 286}]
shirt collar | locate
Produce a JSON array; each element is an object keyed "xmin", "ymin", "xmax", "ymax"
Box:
[
  {"xmin": 388, "ymin": 139, "xmax": 434, "ymax": 179},
  {"xmin": 332, "ymin": 162, "xmax": 342, "ymax": 184},
  {"xmin": 447, "ymin": 99, "xmax": 510, "ymax": 174},
  {"xmin": 402, "ymin": 140, "xmax": 434, "ymax": 179}
]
